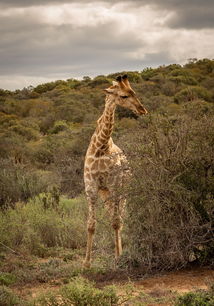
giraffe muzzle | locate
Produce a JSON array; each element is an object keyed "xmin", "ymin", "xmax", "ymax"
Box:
[{"xmin": 136, "ymin": 105, "xmax": 148, "ymax": 115}]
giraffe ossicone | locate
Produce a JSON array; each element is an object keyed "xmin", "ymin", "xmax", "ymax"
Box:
[{"xmin": 83, "ymin": 75, "xmax": 148, "ymax": 268}]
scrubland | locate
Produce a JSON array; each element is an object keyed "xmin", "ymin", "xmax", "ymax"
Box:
[{"xmin": 0, "ymin": 58, "xmax": 214, "ymax": 305}]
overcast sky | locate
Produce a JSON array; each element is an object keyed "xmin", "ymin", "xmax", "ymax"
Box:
[{"xmin": 0, "ymin": 0, "xmax": 213, "ymax": 90}]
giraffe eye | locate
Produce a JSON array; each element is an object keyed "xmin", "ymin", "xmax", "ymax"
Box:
[{"xmin": 120, "ymin": 95, "xmax": 129, "ymax": 99}]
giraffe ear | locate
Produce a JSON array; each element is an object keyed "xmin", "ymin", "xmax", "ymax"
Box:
[
  {"xmin": 116, "ymin": 75, "xmax": 126, "ymax": 89},
  {"xmin": 122, "ymin": 74, "xmax": 131, "ymax": 89},
  {"xmin": 104, "ymin": 82, "xmax": 118, "ymax": 94},
  {"xmin": 112, "ymin": 81, "xmax": 118, "ymax": 86},
  {"xmin": 103, "ymin": 87, "xmax": 115, "ymax": 94}
]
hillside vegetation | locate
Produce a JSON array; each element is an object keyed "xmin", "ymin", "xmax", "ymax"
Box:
[{"xmin": 0, "ymin": 58, "xmax": 214, "ymax": 304}]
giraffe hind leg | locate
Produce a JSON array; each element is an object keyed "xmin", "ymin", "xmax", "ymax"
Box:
[
  {"xmin": 83, "ymin": 190, "xmax": 97, "ymax": 268},
  {"xmin": 99, "ymin": 188, "xmax": 124, "ymax": 259}
]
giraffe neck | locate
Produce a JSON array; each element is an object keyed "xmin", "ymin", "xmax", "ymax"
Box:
[{"xmin": 95, "ymin": 95, "xmax": 116, "ymax": 150}]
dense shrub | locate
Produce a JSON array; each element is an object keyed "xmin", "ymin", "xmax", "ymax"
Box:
[
  {"xmin": 1, "ymin": 59, "xmax": 214, "ymax": 203},
  {"xmin": 176, "ymin": 288, "xmax": 214, "ymax": 306},
  {"xmin": 33, "ymin": 277, "xmax": 119, "ymax": 306},
  {"xmin": 0, "ymin": 273, "xmax": 16, "ymax": 286},
  {"xmin": 61, "ymin": 277, "xmax": 118, "ymax": 306},
  {"xmin": 49, "ymin": 120, "xmax": 69, "ymax": 134},
  {"xmin": 0, "ymin": 59, "xmax": 214, "ymax": 271},
  {"xmin": 0, "ymin": 286, "xmax": 22, "ymax": 306},
  {"xmin": 0, "ymin": 195, "xmax": 87, "ymax": 255},
  {"xmin": 120, "ymin": 109, "xmax": 214, "ymax": 271},
  {"xmin": 174, "ymin": 86, "xmax": 212, "ymax": 103},
  {"xmin": 0, "ymin": 159, "xmax": 57, "ymax": 208}
]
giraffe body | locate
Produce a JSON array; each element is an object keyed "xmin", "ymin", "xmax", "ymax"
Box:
[{"xmin": 83, "ymin": 75, "xmax": 147, "ymax": 268}]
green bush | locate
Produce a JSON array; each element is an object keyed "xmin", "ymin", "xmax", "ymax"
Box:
[
  {"xmin": 0, "ymin": 195, "xmax": 87, "ymax": 255},
  {"xmin": 34, "ymin": 82, "xmax": 57, "ymax": 94},
  {"xmin": 0, "ymin": 273, "xmax": 16, "ymax": 286},
  {"xmin": 174, "ymin": 86, "xmax": 212, "ymax": 103},
  {"xmin": 141, "ymin": 67, "xmax": 156, "ymax": 80},
  {"xmin": 169, "ymin": 75, "xmax": 198, "ymax": 85},
  {"xmin": 8, "ymin": 124, "xmax": 39, "ymax": 141},
  {"xmin": 0, "ymin": 190, "xmax": 116, "ymax": 260},
  {"xmin": 176, "ymin": 289, "xmax": 214, "ymax": 306},
  {"xmin": 34, "ymin": 277, "xmax": 119, "ymax": 306},
  {"xmin": 89, "ymin": 76, "xmax": 111, "ymax": 88},
  {"xmin": 0, "ymin": 286, "xmax": 22, "ymax": 306},
  {"xmin": 49, "ymin": 120, "xmax": 69, "ymax": 134},
  {"xmin": 61, "ymin": 277, "xmax": 118, "ymax": 306},
  {"xmin": 0, "ymin": 159, "xmax": 56, "ymax": 208}
]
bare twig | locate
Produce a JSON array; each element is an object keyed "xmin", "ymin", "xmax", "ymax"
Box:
[{"xmin": 0, "ymin": 241, "xmax": 22, "ymax": 256}]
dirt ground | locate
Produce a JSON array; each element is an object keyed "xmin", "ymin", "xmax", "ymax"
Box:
[
  {"xmin": 136, "ymin": 266, "xmax": 214, "ymax": 293},
  {"xmin": 13, "ymin": 265, "xmax": 214, "ymax": 305}
]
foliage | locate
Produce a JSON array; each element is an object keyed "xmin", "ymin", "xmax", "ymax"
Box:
[
  {"xmin": 0, "ymin": 273, "xmax": 16, "ymax": 286},
  {"xmin": 0, "ymin": 286, "xmax": 22, "ymax": 306},
  {"xmin": 49, "ymin": 120, "xmax": 69, "ymax": 134},
  {"xmin": 61, "ymin": 277, "xmax": 118, "ymax": 306},
  {"xmin": 0, "ymin": 159, "xmax": 56, "ymax": 208},
  {"xmin": 0, "ymin": 195, "xmax": 87, "ymax": 255},
  {"xmin": 32, "ymin": 277, "xmax": 119, "ymax": 306},
  {"xmin": 0, "ymin": 58, "xmax": 214, "ymax": 271},
  {"xmin": 0, "ymin": 59, "xmax": 213, "ymax": 205},
  {"xmin": 174, "ymin": 86, "xmax": 212, "ymax": 103},
  {"xmin": 120, "ymin": 102, "xmax": 214, "ymax": 271},
  {"xmin": 176, "ymin": 287, "xmax": 214, "ymax": 306}
]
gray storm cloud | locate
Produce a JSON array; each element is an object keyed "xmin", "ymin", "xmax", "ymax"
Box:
[
  {"xmin": 0, "ymin": 20, "xmax": 143, "ymax": 76},
  {"xmin": 1, "ymin": 0, "xmax": 214, "ymax": 29},
  {"xmin": 0, "ymin": 0, "xmax": 213, "ymax": 89}
]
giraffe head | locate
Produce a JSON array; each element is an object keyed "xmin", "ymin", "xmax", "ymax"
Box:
[{"xmin": 104, "ymin": 75, "xmax": 148, "ymax": 115}]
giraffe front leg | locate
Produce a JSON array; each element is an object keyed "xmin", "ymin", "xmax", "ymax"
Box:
[
  {"xmin": 112, "ymin": 216, "xmax": 122, "ymax": 259},
  {"xmin": 83, "ymin": 197, "xmax": 96, "ymax": 268},
  {"xmin": 112, "ymin": 206, "xmax": 123, "ymax": 259},
  {"xmin": 115, "ymin": 226, "xmax": 122, "ymax": 259}
]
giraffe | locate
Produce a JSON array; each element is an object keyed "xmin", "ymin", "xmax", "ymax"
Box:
[{"xmin": 83, "ymin": 75, "xmax": 148, "ymax": 268}]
